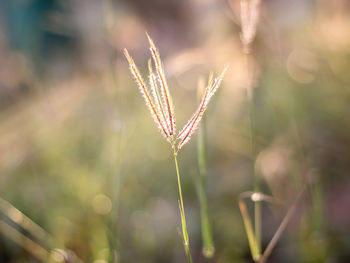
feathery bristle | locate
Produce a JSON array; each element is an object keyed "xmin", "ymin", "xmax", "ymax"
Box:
[
  {"xmin": 146, "ymin": 33, "xmax": 176, "ymax": 136},
  {"xmin": 124, "ymin": 49, "xmax": 170, "ymax": 140},
  {"xmin": 148, "ymin": 59, "xmax": 162, "ymax": 116},
  {"xmin": 176, "ymin": 67, "xmax": 228, "ymax": 150}
]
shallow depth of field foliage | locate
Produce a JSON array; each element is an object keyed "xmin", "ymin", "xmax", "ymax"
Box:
[{"xmin": 0, "ymin": 0, "xmax": 350, "ymax": 262}]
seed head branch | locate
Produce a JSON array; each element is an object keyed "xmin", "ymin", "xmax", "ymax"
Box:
[
  {"xmin": 146, "ymin": 33, "xmax": 176, "ymax": 136},
  {"xmin": 124, "ymin": 49, "xmax": 170, "ymax": 140},
  {"xmin": 148, "ymin": 60, "xmax": 172, "ymax": 135},
  {"xmin": 176, "ymin": 66, "xmax": 228, "ymax": 150}
]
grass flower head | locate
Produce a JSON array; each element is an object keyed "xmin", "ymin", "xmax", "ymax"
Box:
[
  {"xmin": 124, "ymin": 33, "xmax": 227, "ymax": 263},
  {"xmin": 124, "ymin": 33, "xmax": 227, "ymax": 152}
]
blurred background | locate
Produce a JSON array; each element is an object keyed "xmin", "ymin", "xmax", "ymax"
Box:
[{"xmin": 0, "ymin": 0, "xmax": 350, "ymax": 262}]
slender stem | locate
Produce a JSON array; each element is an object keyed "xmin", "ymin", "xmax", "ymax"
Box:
[
  {"xmin": 101, "ymin": 1, "xmax": 123, "ymax": 261},
  {"xmin": 172, "ymin": 141, "xmax": 192, "ymax": 263},
  {"xmin": 197, "ymin": 112, "xmax": 215, "ymax": 259},
  {"xmin": 238, "ymin": 199, "xmax": 261, "ymax": 261},
  {"xmin": 245, "ymin": 51, "xmax": 261, "ymax": 259},
  {"xmin": 251, "ymin": 98, "xmax": 261, "ymax": 256},
  {"xmin": 173, "ymin": 150, "xmax": 187, "ymax": 238}
]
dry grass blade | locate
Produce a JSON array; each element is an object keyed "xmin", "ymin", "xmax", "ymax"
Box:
[
  {"xmin": 0, "ymin": 197, "xmax": 84, "ymax": 263},
  {"xmin": 259, "ymin": 185, "xmax": 307, "ymax": 263},
  {"xmin": 146, "ymin": 33, "xmax": 176, "ymax": 136},
  {"xmin": 0, "ymin": 220, "xmax": 48, "ymax": 261},
  {"xmin": 124, "ymin": 49, "xmax": 170, "ymax": 140},
  {"xmin": 177, "ymin": 66, "xmax": 228, "ymax": 150},
  {"xmin": 0, "ymin": 197, "xmax": 49, "ymax": 243}
]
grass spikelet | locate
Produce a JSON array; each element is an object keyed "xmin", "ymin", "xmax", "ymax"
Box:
[{"xmin": 240, "ymin": 0, "xmax": 261, "ymax": 54}]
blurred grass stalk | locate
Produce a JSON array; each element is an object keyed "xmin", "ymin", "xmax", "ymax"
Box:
[
  {"xmin": 101, "ymin": 1, "xmax": 123, "ymax": 262},
  {"xmin": 0, "ymin": 197, "xmax": 50, "ymax": 261},
  {"xmin": 238, "ymin": 2, "xmax": 311, "ymax": 261},
  {"xmin": 240, "ymin": 0, "xmax": 262, "ymax": 260},
  {"xmin": 0, "ymin": 197, "xmax": 84, "ymax": 263},
  {"xmin": 196, "ymin": 78, "xmax": 215, "ymax": 259},
  {"xmin": 238, "ymin": 195, "xmax": 261, "ymax": 261},
  {"xmin": 0, "ymin": 220, "xmax": 48, "ymax": 261},
  {"xmin": 241, "ymin": 26, "xmax": 262, "ymax": 263},
  {"xmin": 247, "ymin": 71, "xmax": 262, "ymax": 259},
  {"xmin": 238, "ymin": 188, "xmax": 306, "ymax": 263}
]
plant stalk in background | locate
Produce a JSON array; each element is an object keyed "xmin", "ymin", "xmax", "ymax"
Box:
[
  {"xmin": 240, "ymin": 0, "xmax": 262, "ymax": 260},
  {"xmin": 124, "ymin": 34, "xmax": 227, "ymax": 262},
  {"xmin": 238, "ymin": 1, "xmax": 308, "ymax": 262},
  {"xmin": 101, "ymin": 1, "xmax": 125, "ymax": 261},
  {"xmin": 196, "ymin": 77, "xmax": 215, "ymax": 259}
]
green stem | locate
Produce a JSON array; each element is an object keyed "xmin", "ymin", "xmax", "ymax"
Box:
[
  {"xmin": 172, "ymin": 144, "xmax": 192, "ymax": 263},
  {"xmin": 101, "ymin": 1, "xmax": 121, "ymax": 261},
  {"xmin": 197, "ymin": 115, "xmax": 215, "ymax": 258},
  {"xmin": 250, "ymin": 99, "xmax": 261, "ymax": 256},
  {"xmin": 245, "ymin": 52, "xmax": 261, "ymax": 260}
]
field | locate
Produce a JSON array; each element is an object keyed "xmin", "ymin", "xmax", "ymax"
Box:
[{"xmin": 0, "ymin": 0, "xmax": 350, "ymax": 262}]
